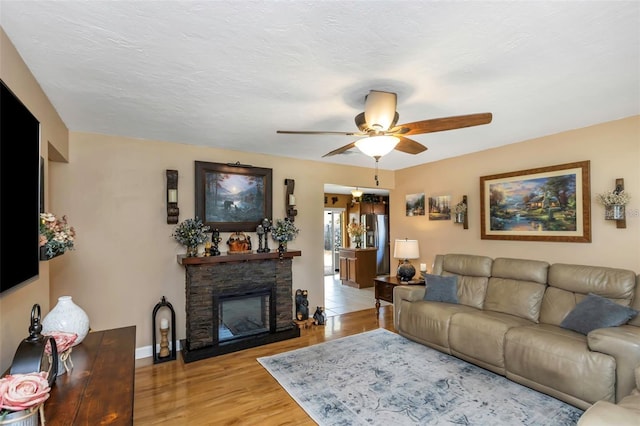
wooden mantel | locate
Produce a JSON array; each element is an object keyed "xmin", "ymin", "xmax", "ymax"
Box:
[{"xmin": 177, "ymin": 250, "xmax": 302, "ymax": 265}]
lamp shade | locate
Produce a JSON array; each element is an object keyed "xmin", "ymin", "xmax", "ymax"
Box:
[
  {"xmin": 351, "ymin": 188, "xmax": 363, "ymax": 198},
  {"xmin": 393, "ymin": 239, "xmax": 420, "ymax": 260},
  {"xmin": 355, "ymin": 135, "xmax": 399, "ymax": 158},
  {"xmin": 364, "ymin": 90, "xmax": 397, "ymax": 130}
]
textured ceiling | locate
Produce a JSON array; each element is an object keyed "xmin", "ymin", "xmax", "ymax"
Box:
[{"xmin": 1, "ymin": 1, "xmax": 639, "ymax": 174}]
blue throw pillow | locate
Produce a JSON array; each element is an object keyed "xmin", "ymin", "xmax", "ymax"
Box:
[
  {"xmin": 421, "ymin": 273, "xmax": 458, "ymax": 304},
  {"xmin": 560, "ymin": 293, "xmax": 639, "ymax": 335}
]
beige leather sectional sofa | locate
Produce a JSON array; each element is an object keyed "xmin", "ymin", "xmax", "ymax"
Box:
[
  {"xmin": 578, "ymin": 365, "xmax": 640, "ymax": 425},
  {"xmin": 393, "ymin": 253, "xmax": 640, "ymax": 415}
]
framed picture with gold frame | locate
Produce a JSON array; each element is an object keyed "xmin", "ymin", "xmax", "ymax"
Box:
[{"xmin": 480, "ymin": 160, "xmax": 591, "ymax": 242}]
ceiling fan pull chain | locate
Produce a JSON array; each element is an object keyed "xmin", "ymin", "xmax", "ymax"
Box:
[{"xmin": 374, "ymin": 157, "xmax": 380, "ymax": 186}]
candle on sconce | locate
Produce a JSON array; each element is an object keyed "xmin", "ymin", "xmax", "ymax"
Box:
[
  {"xmin": 168, "ymin": 189, "xmax": 178, "ymax": 203},
  {"xmin": 420, "ymin": 263, "xmax": 427, "ymax": 273},
  {"xmin": 160, "ymin": 318, "xmax": 169, "ymax": 329}
]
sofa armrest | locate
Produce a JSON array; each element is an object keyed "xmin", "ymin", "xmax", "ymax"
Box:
[
  {"xmin": 393, "ymin": 285, "xmax": 426, "ymax": 329},
  {"xmin": 588, "ymin": 325, "xmax": 640, "ymax": 402},
  {"xmin": 577, "ymin": 396, "xmax": 640, "ymax": 426}
]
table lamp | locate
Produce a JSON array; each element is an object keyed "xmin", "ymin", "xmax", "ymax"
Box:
[{"xmin": 394, "ymin": 239, "xmax": 420, "ymax": 281}]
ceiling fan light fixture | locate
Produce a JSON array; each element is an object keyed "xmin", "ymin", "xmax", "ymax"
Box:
[
  {"xmin": 351, "ymin": 187, "xmax": 363, "ymax": 198},
  {"xmin": 364, "ymin": 90, "xmax": 397, "ymax": 131},
  {"xmin": 355, "ymin": 135, "xmax": 399, "ymax": 158}
]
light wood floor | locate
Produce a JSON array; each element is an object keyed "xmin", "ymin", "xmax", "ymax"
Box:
[
  {"xmin": 134, "ymin": 305, "xmax": 395, "ymax": 425},
  {"xmin": 324, "ymin": 273, "xmax": 391, "ymax": 317}
]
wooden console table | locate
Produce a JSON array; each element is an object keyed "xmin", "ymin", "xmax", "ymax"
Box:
[{"xmin": 44, "ymin": 326, "xmax": 136, "ymax": 425}]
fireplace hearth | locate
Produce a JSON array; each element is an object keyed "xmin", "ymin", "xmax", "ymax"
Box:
[{"xmin": 179, "ymin": 251, "xmax": 301, "ymax": 363}]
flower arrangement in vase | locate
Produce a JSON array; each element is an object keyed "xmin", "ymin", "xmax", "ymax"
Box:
[
  {"xmin": 596, "ymin": 188, "xmax": 631, "ymax": 221},
  {"xmin": 39, "ymin": 212, "xmax": 76, "ymax": 259},
  {"xmin": 0, "ymin": 371, "xmax": 50, "ymax": 424},
  {"xmin": 453, "ymin": 202, "xmax": 467, "ymax": 224},
  {"xmin": 271, "ymin": 218, "xmax": 299, "ymax": 255},
  {"xmin": 347, "ymin": 220, "xmax": 365, "ymax": 248},
  {"xmin": 596, "ymin": 188, "xmax": 631, "ymax": 206},
  {"xmin": 172, "ymin": 218, "xmax": 210, "ymax": 256}
]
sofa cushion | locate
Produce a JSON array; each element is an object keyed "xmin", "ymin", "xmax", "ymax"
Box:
[
  {"xmin": 548, "ymin": 263, "xmax": 636, "ymax": 299},
  {"xmin": 505, "ymin": 324, "xmax": 616, "ymax": 406},
  {"xmin": 449, "ymin": 310, "xmax": 534, "ymax": 375},
  {"xmin": 397, "ymin": 299, "xmax": 478, "ymax": 353},
  {"xmin": 541, "ymin": 264, "xmax": 637, "ymax": 327},
  {"xmin": 422, "ymin": 273, "xmax": 458, "ymax": 304},
  {"xmin": 560, "ymin": 293, "xmax": 638, "ymax": 335},
  {"xmin": 441, "ymin": 253, "xmax": 493, "ymax": 277},
  {"xmin": 433, "ymin": 254, "xmax": 493, "ymax": 309},
  {"xmin": 491, "ymin": 257, "xmax": 549, "ymax": 284},
  {"xmin": 484, "ymin": 277, "xmax": 547, "ymax": 322}
]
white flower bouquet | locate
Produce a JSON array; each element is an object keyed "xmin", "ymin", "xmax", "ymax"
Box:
[
  {"xmin": 271, "ymin": 218, "xmax": 299, "ymax": 243},
  {"xmin": 172, "ymin": 218, "xmax": 210, "ymax": 248},
  {"xmin": 454, "ymin": 202, "xmax": 467, "ymax": 214},
  {"xmin": 596, "ymin": 189, "xmax": 631, "ymax": 206}
]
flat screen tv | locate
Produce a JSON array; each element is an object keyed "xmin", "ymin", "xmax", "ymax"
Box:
[{"xmin": 0, "ymin": 79, "xmax": 41, "ymax": 293}]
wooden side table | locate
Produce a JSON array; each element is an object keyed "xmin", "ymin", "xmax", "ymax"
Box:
[
  {"xmin": 374, "ymin": 275, "xmax": 425, "ymax": 315},
  {"xmin": 44, "ymin": 326, "xmax": 136, "ymax": 425}
]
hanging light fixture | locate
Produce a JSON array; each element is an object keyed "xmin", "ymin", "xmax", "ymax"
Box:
[
  {"xmin": 354, "ymin": 135, "xmax": 400, "ymax": 158},
  {"xmin": 351, "ymin": 187, "xmax": 363, "ymax": 199},
  {"xmin": 354, "ymin": 135, "xmax": 399, "ymax": 187}
]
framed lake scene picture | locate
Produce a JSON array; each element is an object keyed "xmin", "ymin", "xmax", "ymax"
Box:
[
  {"xmin": 406, "ymin": 193, "xmax": 425, "ymax": 216},
  {"xmin": 195, "ymin": 161, "xmax": 272, "ymax": 232},
  {"xmin": 480, "ymin": 161, "xmax": 591, "ymax": 242}
]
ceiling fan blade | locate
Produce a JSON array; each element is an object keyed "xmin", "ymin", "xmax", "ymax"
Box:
[
  {"xmin": 277, "ymin": 130, "xmax": 360, "ymax": 136},
  {"xmin": 322, "ymin": 142, "xmax": 357, "ymax": 157},
  {"xmin": 394, "ymin": 136, "xmax": 428, "ymax": 155},
  {"xmin": 364, "ymin": 90, "xmax": 397, "ymax": 130},
  {"xmin": 400, "ymin": 113, "xmax": 493, "ymax": 136}
]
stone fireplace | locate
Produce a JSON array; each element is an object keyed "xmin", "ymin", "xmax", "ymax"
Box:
[{"xmin": 179, "ymin": 251, "xmax": 301, "ymax": 363}]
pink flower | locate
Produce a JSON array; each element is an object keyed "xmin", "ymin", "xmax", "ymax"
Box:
[
  {"xmin": 0, "ymin": 372, "xmax": 50, "ymax": 412},
  {"xmin": 43, "ymin": 331, "xmax": 78, "ymax": 354}
]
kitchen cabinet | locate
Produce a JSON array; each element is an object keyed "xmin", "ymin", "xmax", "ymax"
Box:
[
  {"xmin": 360, "ymin": 202, "xmax": 387, "ymax": 215},
  {"xmin": 338, "ymin": 247, "xmax": 377, "ymax": 288}
]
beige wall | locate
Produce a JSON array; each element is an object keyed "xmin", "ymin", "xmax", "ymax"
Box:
[
  {"xmin": 2, "ymin": 24, "xmax": 638, "ymax": 369},
  {"xmin": 391, "ymin": 116, "xmax": 640, "ymax": 273},
  {"xmin": 0, "ymin": 29, "xmax": 69, "ymax": 372},
  {"xmin": 48, "ymin": 132, "xmax": 394, "ymax": 351}
]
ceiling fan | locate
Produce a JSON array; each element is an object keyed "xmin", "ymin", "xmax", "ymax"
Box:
[
  {"xmin": 277, "ymin": 90, "xmax": 492, "ymax": 185},
  {"xmin": 277, "ymin": 89, "xmax": 492, "ymax": 161}
]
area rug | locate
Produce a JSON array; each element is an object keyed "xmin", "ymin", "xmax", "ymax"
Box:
[{"xmin": 257, "ymin": 328, "xmax": 583, "ymax": 425}]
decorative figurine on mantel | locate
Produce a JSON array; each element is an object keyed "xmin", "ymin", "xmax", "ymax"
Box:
[
  {"xmin": 209, "ymin": 229, "xmax": 221, "ymax": 256},
  {"xmin": 256, "ymin": 224, "xmax": 264, "ymax": 252},
  {"xmin": 261, "ymin": 218, "xmax": 272, "ymax": 252}
]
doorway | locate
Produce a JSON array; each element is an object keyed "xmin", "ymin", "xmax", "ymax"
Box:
[{"xmin": 324, "ymin": 209, "xmax": 344, "ymax": 276}]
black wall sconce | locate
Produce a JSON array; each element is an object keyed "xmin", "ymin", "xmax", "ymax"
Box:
[
  {"xmin": 166, "ymin": 170, "xmax": 179, "ymax": 224},
  {"xmin": 285, "ymin": 178, "xmax": 298, "ymax": 222},
  {"xmin": 152, "ymin": 296, "xmax": 176, "ymax": 363}
]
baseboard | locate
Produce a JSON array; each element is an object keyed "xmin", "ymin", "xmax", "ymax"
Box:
[{"xmin": 135, "ymin": 341, "xmax": 183, "ymax": 360}]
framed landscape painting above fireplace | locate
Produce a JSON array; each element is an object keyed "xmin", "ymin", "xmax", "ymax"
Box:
[
  {"xmin": 480, "ymin": 160, "xmax": 591, "ymax": 243},
  {"xmin": 195, "ymin": 161, "xmax": 273, "ymax": 232}
]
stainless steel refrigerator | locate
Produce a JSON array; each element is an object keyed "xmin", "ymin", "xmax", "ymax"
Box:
[{"xmin": 361, "ymin": 213, "xmax": 390, "ymax": 275}]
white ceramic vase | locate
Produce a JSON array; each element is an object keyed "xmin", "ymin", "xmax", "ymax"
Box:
[{"xmin": 42, "ymin": 296, "xmax": 90, "ymax": 346}]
